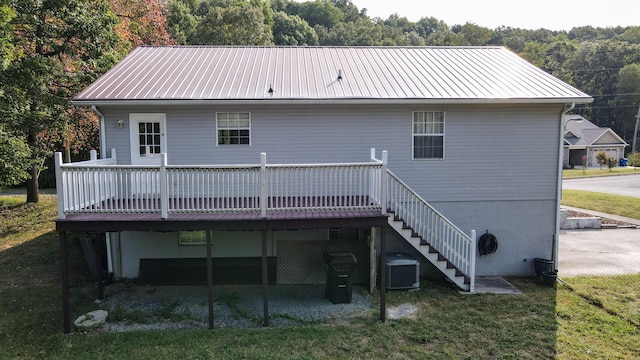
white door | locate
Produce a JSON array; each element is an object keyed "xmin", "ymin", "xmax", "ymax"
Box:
[{"xmin": 129, "ymin": 113, "xmax": 167, "ymax": 165}]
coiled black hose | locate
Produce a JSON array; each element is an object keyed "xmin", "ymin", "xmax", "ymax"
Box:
[{"xmin": 478, "ymin": 231, "xmax": 498, "ymax": 256}]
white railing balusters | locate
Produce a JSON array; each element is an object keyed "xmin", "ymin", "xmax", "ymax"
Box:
[{"xmin": 56, "ymin": 150, "xmax": 386, "ymax": 217}]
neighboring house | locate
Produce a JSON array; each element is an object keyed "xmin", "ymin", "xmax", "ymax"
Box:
[
  {"xmin": 55, "ymin": 46, "xmax": 592, "ymax": 332},
  {"xmin": 563, "ymin": 115, "xmax": 628, "ymax": 168}
]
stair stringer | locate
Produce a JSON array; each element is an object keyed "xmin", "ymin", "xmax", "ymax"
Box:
[{"xmin": 387, "ymin": 216, "xmax": 470, "ymax": 291}]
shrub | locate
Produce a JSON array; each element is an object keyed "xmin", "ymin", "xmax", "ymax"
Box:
[
  {"xmin": 595, "ymin": 151, "xmax": 608, "ymax": 169},
  {"xmin": 606, "ymin": 157, "xmax": 617, "ymax": 172},
  {"xmin": 628, "ymin": 152, "xmax": 640, "ymax": 169}
]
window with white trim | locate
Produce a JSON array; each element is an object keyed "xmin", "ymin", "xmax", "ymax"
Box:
[
  {"xmin": 216, "ymin": 112, "xmax": 251, "ymax": 145},
  {"xmin": 179, "ymin": 231, "xmax": 208, "ymax": 246},
  {"xmin": 413, "ymin": 111, "xmax": 444, "ymax": 159}
]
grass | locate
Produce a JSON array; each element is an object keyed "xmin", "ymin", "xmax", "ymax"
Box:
[
  {"xmin": 561, "ymin": 189, "xmax": 640, "ymax": 220},
  {"xmin": 562, "ymin": 167, "xmax": 639, "ymax": 179},
  {"xmin": 1, "ymin": 195, "xmax": 640, "ymax": 359}
]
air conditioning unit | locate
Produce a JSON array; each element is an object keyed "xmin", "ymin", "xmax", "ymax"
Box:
[{"xmin": 384, "ymin": 252, "xmax": 420, "ymax": 289}]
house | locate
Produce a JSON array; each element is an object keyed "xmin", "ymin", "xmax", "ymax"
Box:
[
  {"xmin": 563, "ymin": 115, "xmax": 628, "ymax": 168},
  {"xmin": 55, "ymin": 46, "xmax": 592, "ymax": 333}
]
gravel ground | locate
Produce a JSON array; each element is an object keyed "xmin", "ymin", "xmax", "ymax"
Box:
[{"xmin": 91, "ymin": 283, "xmax": 374, "ymax": 333}]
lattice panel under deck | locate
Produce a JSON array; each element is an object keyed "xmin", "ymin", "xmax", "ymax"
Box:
[{"xmin": 276, "ymin": 240, "xmax": 369, "ymax": 285}]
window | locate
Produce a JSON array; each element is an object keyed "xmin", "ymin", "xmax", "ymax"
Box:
[
  {"xmin": 413, "ymin": 111, "xmax": 444, "ymax": 159},
  {"xmin": 179, "ymin": 231, "xmax": 209, "ymax": 246},
  {"xmin": 138, "ymin": 122, "xmax": 162, "ymax": 156},
  {"xmin": 217, "ymin": 112, "xmax": 250, "ymax": 145}
]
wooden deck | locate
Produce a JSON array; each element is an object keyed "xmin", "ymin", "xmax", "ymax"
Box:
[{"xmin": 55, "ymin": 209, "xmax": 389, "ymax": 232}]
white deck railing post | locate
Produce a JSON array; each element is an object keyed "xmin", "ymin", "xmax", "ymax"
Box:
[
  {"xmin": 260, "ymin": 153, "xmax": 267, "ymax": 218},
  {"xmin": 89, "ymin": 149, "xmax": 97, "ymax": 163},
  {"xmin": 54, "ymin": 152, "xmax": 65, "ymax": 219},
  {"xmin": 110, "ymin": 148, "xmax": 117, "ymax": 162},
  {"xmin": 160, "ymin": 153, "xmax": 168, "ymax": 219},
  {"xmin": 380, "ymin": 150, "xmax": 388, "ymax": 215},
  {"xmin": 470, "ymin": 229, "xmax": 477, "ymax": 293}
]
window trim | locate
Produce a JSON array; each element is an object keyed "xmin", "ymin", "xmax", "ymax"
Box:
[
  {"xmin": 411, "ymin": 111, "xmax": 445, "ymax": 160},
  {"xmin": 216, "ymin": 112, "xmax": 251, "ymax": 146}
]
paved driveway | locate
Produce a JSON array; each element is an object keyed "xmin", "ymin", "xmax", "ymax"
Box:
[
  {"xmin": 559, "ymin": 228, "xmax": 640, "ymax": 276},
  {"xmin": 562, "ymin": 173, "xmax": 640, "ymax": 199}
]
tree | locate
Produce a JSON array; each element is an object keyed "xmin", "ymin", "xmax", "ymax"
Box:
[
  {"xmin": 615, "ymin": 63, "xmax": 640, "ymax": 147},
  {"xmin": 110, "ymin": 0, "xmax": 175, "ymax": 47},
  {"xmin": 193, "ymin": 3, "xmax": 273, "ymax": 45},
  {"xmin": 272, "ymin": 11, "xmax": 317, "ymax": 45},
  {"xmin": 456, "ymin": 22, "xmax": 492, "ymax": 46},
  {"xmin": 0, "ymin": 0, "xmax": 14, "ymax": 70},
  {"xmin": 0, "ymin": 125, "xmax": 31, "ymax": 187},
  {"xmin": 295, "ymin": 0, "xmax": 343, "ymax": 28},
  {"xmin": 167, "ymin": 0, "xmax": 198, "ymax": 44},
  {"xmin": 0, "ymin": 0, "xmax": 121, "ymax": 203}
]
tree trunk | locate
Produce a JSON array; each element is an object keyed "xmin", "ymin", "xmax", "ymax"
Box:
[
  {"xmin": 26, "ymin": 131, "xmax": 40, "ymax": 203},
  {"xmin": 26, "ymin": 163, "xmax": 40, "ymax": 203}
]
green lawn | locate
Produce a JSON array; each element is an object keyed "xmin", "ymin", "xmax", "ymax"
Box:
[
  {"xmin": 1, "ymin": 195, "xmax": 639, "ymax": 359},
  {"xmin": 563, "ymin": 167, "xmax": 639, "ymax": 179},
  {"xmin": 561, "ymin": 190, "xmax": 640, "ymax": 220}
]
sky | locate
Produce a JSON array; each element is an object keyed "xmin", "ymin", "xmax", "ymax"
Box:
[{"xmin": 347, "ymin": 0, "xmax": 638, "ymax": 31}]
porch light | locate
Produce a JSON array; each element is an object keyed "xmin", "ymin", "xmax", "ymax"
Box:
[{"xmin": 116, "ymin": 119, "xmax": 124, "ymax": 128}]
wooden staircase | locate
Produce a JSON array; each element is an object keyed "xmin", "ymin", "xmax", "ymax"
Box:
[
  {"xmin": 385, "ymin": 171, "xmax": 476, "ymax": 292},
  {"xmin": 387, "ymin": 210, "xmax": 472, "ymax": 291}
]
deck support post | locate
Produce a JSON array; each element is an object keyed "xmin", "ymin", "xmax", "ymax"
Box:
[
  {"xmin": 379, "ymin": 226, "xmax": 386, "ymax": 323},
  {"xmin": 95, "ymin": 233, "xmax": 104, "ymax": 300},
  {"xmin": 206, "ymin": 230, "xmax": 214, "ymax": 329},
  {"xmin": 369, "ymin": 227, "xmax": 376, "ymax": 294},
  {"xmin": 59, "ymin": 231, "xmax": 71, "ymax": 334},
  {"xmin": 261, "ymin": 228, "xmax": 269, "ymax": 327}
]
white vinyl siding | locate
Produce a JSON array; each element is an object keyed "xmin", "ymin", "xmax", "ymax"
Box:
[
  {"xmin": 217, "ymin": 112, "xmax": 250, "ymax": 145},
  {"xmin": 99, "ymin": 103, "xmax": 562, "ymax": 202},
  {"xmin": 412, "ymin": 111, "xmax": 444, "ymax": 159}
]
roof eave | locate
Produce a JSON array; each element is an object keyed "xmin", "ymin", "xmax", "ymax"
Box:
[{"xmin": 72, "ymin": 97, "xmax": 594, "ymax": 107}]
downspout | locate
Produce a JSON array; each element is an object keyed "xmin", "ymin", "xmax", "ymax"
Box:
[
  {"xmin": 91, "ymin": 105, "xmax": 106, "ymax": 158},
  {"xmin": 554, "ymin": 103, "xmax": 575, "ymax": 271}
]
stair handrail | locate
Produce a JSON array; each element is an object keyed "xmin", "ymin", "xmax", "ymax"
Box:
[{"xmin": 386, "ymin": 170, "xmax": 476, "ymax": 287}]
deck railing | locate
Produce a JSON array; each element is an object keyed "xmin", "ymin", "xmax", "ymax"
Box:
[{"xmin": 55, "ymin": 149, "xmax": 387, "ymax": 219}]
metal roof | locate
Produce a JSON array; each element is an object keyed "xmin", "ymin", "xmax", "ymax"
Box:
[{"xmin": 74, "ymin": 46, "xmax": 593, "ymax": 105}]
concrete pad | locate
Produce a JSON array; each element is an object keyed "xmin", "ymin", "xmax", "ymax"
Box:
[
  {"xmin": 460, "ymin": 277, "xmax": 522, "ymax": 295},
  {"xmin": 387, "ymin": 303, "xmax": 419, "ymax": 320},
  {"xmin": 559, "ymin": 229, "xmax": 640, "ymax": 277}
]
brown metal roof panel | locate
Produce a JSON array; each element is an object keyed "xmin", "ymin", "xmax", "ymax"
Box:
[{"xmin": 73, "ymin": 46, "xmax": 592, "ymax": 103}]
